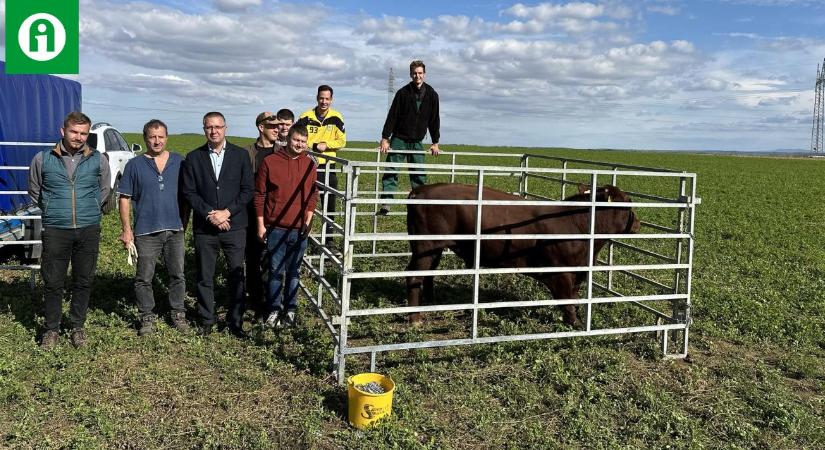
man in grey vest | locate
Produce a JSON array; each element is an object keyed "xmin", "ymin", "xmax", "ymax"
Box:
[{"xmin": 28, "ymin": 111, "xmax": 111, "ymax": 349}]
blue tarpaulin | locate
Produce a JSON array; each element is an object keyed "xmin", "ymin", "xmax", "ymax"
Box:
[{"xmin": 0, "ymin": 60, "xmax": 82, "ymax": 215}]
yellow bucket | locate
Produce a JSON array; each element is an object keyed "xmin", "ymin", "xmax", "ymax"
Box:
[{"xmin": 347, "ymin": 372, "xmax": 396, "ymax": 429}]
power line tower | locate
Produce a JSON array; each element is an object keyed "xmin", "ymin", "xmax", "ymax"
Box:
[
  {"xmin": 812, "ymin": 58, "xmax": 825, "ymax": 153},
  {"xmin": 387, "ymin": 67, "xmax": 395, "ymax": 110}
]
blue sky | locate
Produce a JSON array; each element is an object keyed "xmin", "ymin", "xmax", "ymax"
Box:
[{"xmin": 3, "ymin": 0, "xmax": 825, "ymax": 151}]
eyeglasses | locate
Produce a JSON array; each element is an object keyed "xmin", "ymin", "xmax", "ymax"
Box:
[
  {"xmin": 203, "ymin": 125, "xmax": 226, "ymax": 131},
  {"xmin": 263, "ymin": 123, "xmax": 279, "ymax": 129},
  {"xmin": 158, "ymin": 175, "xmax": 164, "ymax": 191}
]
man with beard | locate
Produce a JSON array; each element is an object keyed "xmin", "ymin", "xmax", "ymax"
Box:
[{"xmin": 28, "ymin": 111, "xmax": 111, "ymax": 349}]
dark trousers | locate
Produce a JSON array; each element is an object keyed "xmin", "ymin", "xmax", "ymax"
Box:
[
  {"xmin": 245, "ymin": 223, "xmax": 265, "ymax": 316},
  {"xmin": 317, "ymin": 164, "xmax": 338, "ymax": 238},
  {"xmin": 134, "ymin": 230, "xmax": 185, "ymax": 317},
  {"xmin": 193, "ymin": 229, "xmax": 246, "ymax": 328},
  {"xmin": 41, "ymin": 224, "xmax": 101, "ymax": 331}
]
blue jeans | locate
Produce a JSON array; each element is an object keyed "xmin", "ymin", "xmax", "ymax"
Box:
[{"xmin": 265, "ymin": 227, "xmax": 307, "ymax": 313}]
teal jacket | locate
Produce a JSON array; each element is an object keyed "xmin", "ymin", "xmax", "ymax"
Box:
[{"xmin": 39, "ymin": 144, "xmax": 103, "ymax": 229}]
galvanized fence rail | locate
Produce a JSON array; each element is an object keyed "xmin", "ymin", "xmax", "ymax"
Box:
[
  {"xmin": 298, "ymin": 148, "xmax": 698, "ymax": 384},
  {"xmin": 0, "ymin": 142, "xmax": 49, "ymax": 286}
]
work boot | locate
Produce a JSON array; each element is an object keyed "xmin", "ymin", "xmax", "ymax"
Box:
[
  {"xmin": 40, "ymin": 330, "xmax": 59, "ymax": 350},
  {"xmin": 70, "ymin": 328, "xmax": 87, "ymax": 348},
  {"xmin": 171, "ymin": 311, "xmax": 190, "ymax": 333},
  {"xmin": 227, "ymin": 324, "xmax": 247, "ymax": 339},
  {"xmin": 197, "ymin": 323, "xmax": 214, "ymax": 337},
  {"xmin": 138, "ymin": 314, "xmax": 157, "ymax": 336}
]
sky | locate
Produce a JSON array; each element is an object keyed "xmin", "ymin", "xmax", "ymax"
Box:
[{"xmin": 3, "ymin": 0, "xmax": 825, "ymax": 152}]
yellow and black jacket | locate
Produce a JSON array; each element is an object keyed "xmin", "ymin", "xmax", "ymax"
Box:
[{"xmin": 296, "ymin": 107, "xmax": 346, "ymax": 165}]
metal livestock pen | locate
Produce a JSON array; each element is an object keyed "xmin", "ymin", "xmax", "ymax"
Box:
[{"xmin": 300, "ymin": 148, "xmax": 699, "ymax": 384}]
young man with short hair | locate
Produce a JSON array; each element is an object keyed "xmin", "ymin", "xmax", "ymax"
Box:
[
  {"xmin": 28, "ymin": 111, "xmax": 111, "ymax": 348},
  {"xmin": 255, "ymin": 125, "xmax": 317, "ymax": 328},
  {"xmin": 378, "ymin": 60, "xmax": 441, "ymax": 215},
  {"xmin": 274, "ymin": 108, "xmax": 294, "ymax": 148},
  {"xmin": 118, "ymin": 119, "xmax": 189, "ymax": 336},
  {"xmin": 296, "ymin": 86, "xmax": 345, "ymax": 243}
]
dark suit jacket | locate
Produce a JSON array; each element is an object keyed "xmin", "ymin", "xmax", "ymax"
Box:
[{"xmin": 182, "ymin": 141, "xmax": 254, "ymax": 234}]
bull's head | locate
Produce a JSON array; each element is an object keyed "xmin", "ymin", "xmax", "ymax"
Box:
[{"xmin": 603, "ymin": 185, "xmax": 641, "ymax": 233}]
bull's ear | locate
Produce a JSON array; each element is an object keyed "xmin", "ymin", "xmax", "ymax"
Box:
[
  {"xmin": 605, "ymin": 185, "xmax": 622, "ymax": 202},
  {"xmin": 577, "ymin": 183, "xmax": 589, "ymax": 194}
]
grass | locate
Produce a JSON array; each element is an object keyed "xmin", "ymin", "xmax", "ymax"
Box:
[{"xmin": 0, "ymin": 135, "xmax": 822, "ymax": 448}]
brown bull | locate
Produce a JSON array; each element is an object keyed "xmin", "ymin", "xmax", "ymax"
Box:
[{"xmin": 405, "ymin": 183, "xmax": 641, "ymax": 326}]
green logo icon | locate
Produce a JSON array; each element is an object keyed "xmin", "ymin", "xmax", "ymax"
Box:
[{"xmin": 5, "ymin": 0, "xmax": 79, "ymax": 74}]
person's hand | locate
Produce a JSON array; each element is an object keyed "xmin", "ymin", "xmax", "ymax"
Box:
[
  {"xmin": 316, "ymin": 142, "xmax": 328, "ymax": 152},
  {"xmin": 207, "ymin": 210, "xmax": 220, "ymax": 226},
  {"xmin": 217, "ymin": 220, "xmax": 231, "ymax": 231},
  {"xmin": 379, "ymin": 138, "xmax": 390, "ymax": 154},
  {"xmin": 430, "ymin": 143, "xmax": 440, "ymax": 156},
  {"xmin": 208, "ymin": 209, "xmax": 231, "ymax": 227},
  {"xmin": 119, "ymin": 229, "xmax": 133, "ymax": 250},
  {"xmin": 257, "ymin": 225, "xmax": 267, "ymax": 243},
  {"xmin": 300, "ymin": 223, "xmax": 311, "ymax": 240}
]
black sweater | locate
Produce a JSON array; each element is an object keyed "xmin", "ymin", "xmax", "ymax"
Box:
[{"xmin": 381, "ymin": 82, "xmax": 440, "ymax": 144}]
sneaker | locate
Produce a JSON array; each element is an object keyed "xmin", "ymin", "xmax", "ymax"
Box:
[
  {"xmin": 70, "ymin": 328, "xmax": 87, "ymax": 348},
  {"xmin": 171, "ymin": 311, "xmax": 190, "ymax": 333},
  {"xmin": 282, "ymin": 311, "xmax": 297, "ymax": 328},
  {"xmin": 376, "ymin": 205, "xmax": 390, "ymax": 216},
  {"xmin": 138, "ymin": 314, "xmax": 157, "ymax": 336},
  {"xmin": 264, "ymin": 310, "xmax": 281, "ymax": 329},
  {"xmin": 40, "ymin": 330, "xmax": 59, "ymax": 349}
]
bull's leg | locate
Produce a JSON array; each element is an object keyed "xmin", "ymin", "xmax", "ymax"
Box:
[
  {"xmin": 541, "ymin": 273, "xmax": 583, "ymax": 328},
  {"xmin": 406, "ymin": 247, "xmax": 444, "ymax": 325},
  {"xmin": 422, "ymin": 252, "xmax": 442, "ymax": 307}
]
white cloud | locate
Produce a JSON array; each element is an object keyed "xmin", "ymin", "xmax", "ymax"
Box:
[
  {"xmin": 503, "ymin": 2, "xmax": 606, "ymax": 20},
  {"xmin": 648, "ymin": 5, "xmax": 680, "ymax": 15},
  {"xmin": 357, "ymin": 16, "xmax": 429, "ymax": 46},
  {"xmin": 61, "ymin": 0, "xmax": 822, "ymax": 151},
  {"xmin": 213, "ymin": 0, "xmax": 262, "ymax": 13}
]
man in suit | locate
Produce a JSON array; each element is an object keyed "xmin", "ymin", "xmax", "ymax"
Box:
[{"xmin": 181, "ymin": 112, "xmax": 254, "ymax": 337}]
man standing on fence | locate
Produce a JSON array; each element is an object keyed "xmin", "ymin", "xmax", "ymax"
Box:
[
  {"xmin": 377, "ymin": 60, "xmax": 441, "ymax": 215},
  {"xmin": 295, "ymin": 85, "xmax": 345, "ymax": 244},
  {"xmin": 118, "ymin": 119, "xmax": 189, "ymax": 336},
  {"xmin": 28, "ymin": 111, "xmax": 111, "ymax": 349},
  {"xmin": 255, "ymin": 125, "xmax": 317, "ymax": 328},
  {"xmin": 182, "ymin": 112, "xmax": 254, "ymax": 338}
]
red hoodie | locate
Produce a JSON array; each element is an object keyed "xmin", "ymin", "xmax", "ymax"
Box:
[{"xmin": 254, "ymin": 148, "xmax": 317, "ymax": 229}]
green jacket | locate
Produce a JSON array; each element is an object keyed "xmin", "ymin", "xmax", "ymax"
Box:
[{"xmin": 39, "ymin": 144, "xmax": 103, "ymax": 229}]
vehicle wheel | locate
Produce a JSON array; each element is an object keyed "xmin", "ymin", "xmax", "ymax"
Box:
[{"xmin": 103, "ymin": 174, "xmax": 120, "ymax": 214}]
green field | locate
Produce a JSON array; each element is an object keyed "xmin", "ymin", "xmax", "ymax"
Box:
[{"xmin": 0, "ymin": 135, "xmax": 823, "ymax": 448}]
